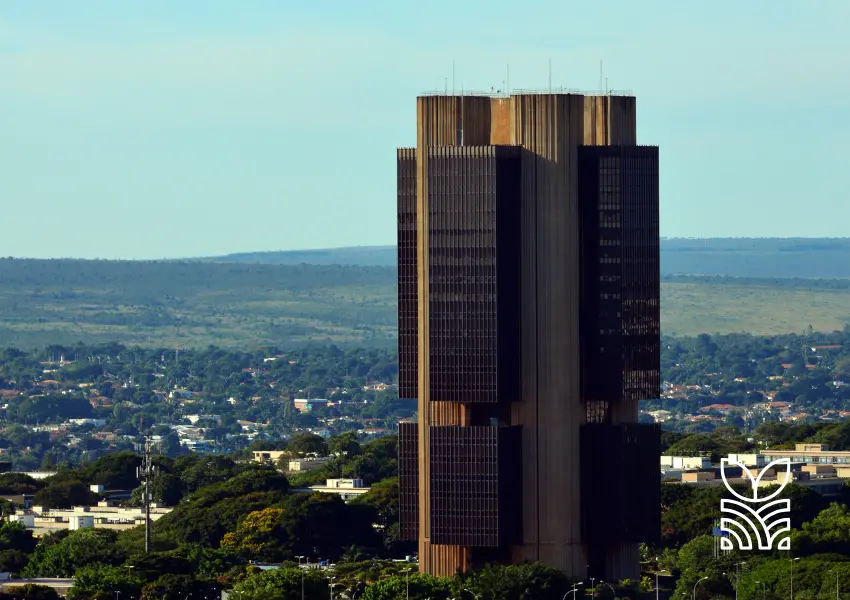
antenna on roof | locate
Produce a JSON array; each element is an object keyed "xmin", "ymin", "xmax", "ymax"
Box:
[
  {"xmin": 548, "ymin": 58, "xmax": 552, "ymax": 93},
  {"xmin": 461, "ymin": 84, "xmax": 465, "ymax": 145},
  {"xmin": 599, "ymin": 60, "xmax": 603, "ymax": 92},
  {"xmin": 452, "ymin": 60, "xmax": 456, "ymax": 96},
  {"xmin": 506, "ymin": 63, "xmax": 510, "ymax": 95}
]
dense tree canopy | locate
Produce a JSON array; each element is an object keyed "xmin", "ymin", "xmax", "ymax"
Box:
[
  {"xmin": 0, "ymin": 474, "xmax": 45, "ymax": 496},
  {"xmin": 22, "ymin": 529, "xmax": 122, "ymax": 578},
  {"xmin": 69, "ymin": 563, "xmax": 145, "ymax": 600},
  {"xmin": 0, "ymin": 585, "xmax": 62, "ymax": 600},
  {"xmin": 139, "ymin": 574, "xmax": 217, "ymax": 600},
  {"xmin": 232, "ymin": 567, "xmax": 330, "ymax": 600},
  {"xmin": 14, "ymin": 395, "xmax": 93, "ymax": 423},
  {"xmin": 221, "ymin": 493, "xmax": 381, "ymax": 563},
  {"xmin": 152, "ymin": 469, "xmax": 289, "ymax": 549},
  {"xmin": 6, "ymin": 321, "xmax": 850, "ymax": 600},
  {"xmin": 0, "ymin": 342, "xmax": 412, "ymax": 468},
  {"xmin": 32, "ymin": 479, "xmax": 97, "ymax": 509}
]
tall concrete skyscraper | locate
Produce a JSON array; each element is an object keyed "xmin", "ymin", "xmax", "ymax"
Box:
[{"xmin": 397, "ymin": 91, "xmax": 661, "ymax": 581}]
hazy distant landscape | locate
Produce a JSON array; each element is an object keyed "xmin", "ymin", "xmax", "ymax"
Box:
[
  {"xmin": 201, "ymin": 238, "xmax": 850, "ymax": 278},
  {"xmin": 0, "ymin": 259, "xmax": 396, "ymax": 350},
  {"xmin": 4, "ymin": 238, "xmax": 850, "ymax": 349}
]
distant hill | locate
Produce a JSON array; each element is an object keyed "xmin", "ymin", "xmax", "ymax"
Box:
[
  {"xmin": 660, "ymin": 238, "xmax": 850, "ymax": 278},
  {"xmin": 197, "ymin": 246, "xmax": 397, "ymax": 267},
  {"xmin": 2, "ymin": 254, "xmax": 850, "ymax": 349},
  {"xmin": 0, "ymin": 259, "xmax": 397, "ymax": 350},
  {"xmin": 200, "ymin": 238, "xmax": 850, "ymax": 279}
]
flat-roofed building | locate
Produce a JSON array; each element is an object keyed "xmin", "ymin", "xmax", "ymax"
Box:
[
  {"xmin": 287, "ymin": 457, "xmax": 330, "ymax": 472},
  {"xmin": 726, "ymin": 454, "xmax": 767, "ymax": 467},
  {"xmin": 764, "ymin": 443, "xmax": 850, "ymax": 465},
  {"xmin": 661, "ymin": 456, "xmax": 711, "ymax": 470},
  {"xmin": 398, "ymin": 89, "xmax": 661, "ymax": 581},
  {"xmin": 682, "ymin": 471, "xmax": 715, "ymax": 482},
  {"xmin": 802, "ymin": 464, "xmax": 836, "ymax": 477},
  {"xmin": 252, "ymin": 450, "xmax": 288, "ymax": 464},
  {"xmin": 290, "ymin": 478, "xmax": 371, "ymax": 502},
  {"xmin": 10, "ymin": 502, "xmax": 173, "ymax": 535}
]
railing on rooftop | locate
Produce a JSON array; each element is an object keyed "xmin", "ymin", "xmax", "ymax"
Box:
[
  {"xmin": 419, "ymin": 88, "xmax": 634, "ymax": 98},
  {"xmin": 419, "ymin": 89, "xmax": 511, "ymax": 98}
]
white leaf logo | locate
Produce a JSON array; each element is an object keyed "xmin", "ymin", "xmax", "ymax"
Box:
[{"xmin": 719, "ymin": 457, "xmax": 792, "ymax": 551}]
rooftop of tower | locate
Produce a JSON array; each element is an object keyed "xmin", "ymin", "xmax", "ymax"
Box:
[{"xmin": 418, "ymin": 87, "xmax": 634, "ymax": 99}]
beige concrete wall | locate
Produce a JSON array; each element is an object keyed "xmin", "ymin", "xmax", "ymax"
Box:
[
  {"xmin": 796, "ymin": 443, "xmax": 827, "ymax": 452},
  {"xmin": 490, "ymin": 98, "xmax": 512, "ymax": 144},
  {"xmin": 802, "ymin": 464, "xmax": 836, "ymax": 475},
  {"xmin": 682, "ymin": 471, "xmax": 715, "ymax": 482},
  {"xmin": 582, "ymin": 96, "xmax": 637, "ymax": 146},
  {"xmin": 509, "ymin": 93, "xmax": 639, "ymax": 580},
  {"xmin": 509, "ymin": 93, "xmax": 587, "ymax": 575},
  {"xmin": 415, "ymin": 96, "xmax": 490, "ymax": 577}
]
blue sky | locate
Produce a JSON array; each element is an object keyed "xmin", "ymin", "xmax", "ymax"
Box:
[{"xmin": 1, "ymin": 1, "xmax": 849, "ymax": 259}]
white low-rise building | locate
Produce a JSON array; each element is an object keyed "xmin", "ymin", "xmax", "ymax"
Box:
[
  {"xmin": 293, "ymin": 399, "xmax": 330, "ymax": 413},
  {"xmin": 69, "ymin": 515, "xmax": 94, "ymax": 530},
  {"xmin": 726, "ymin": 453, "xmax": 767, "ymax": 467},
  {"xmin": 291, "ymin": 478, "xmax": 371, "ymax": 502},
  {"xmin": 8, "ymin": 471, "xmax": 57, "ymax": 480},
  {"xmin": 287, "ymin": 457, "xmax": 330, "ymax": 471},
  {"xmin": 68, "ymin": 418, "xmax": 106, "ymax": 427},
  {"xmin": 252, "ymin": 450, "xmax": 288, "ymax": 465},
  {"xmin": 6, "ymin": 514, "xmax": 34, "ymax": 528},
  {"xmin": 8, "ymin": 502, "xmax": 173, "ymax": 536},
  {"xmin": 660, "ymin": 456, "xmax": 711, "ymax": 470},
  {"xmin": 764, "ymin": 443, "xmax": 850, "ymax": 465}
]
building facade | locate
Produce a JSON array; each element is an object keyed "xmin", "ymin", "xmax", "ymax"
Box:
[
  {"xmin": 764, "ymin": 443, "xmax": 850, "ymax": 464},
  {"xmin": 397, "ymin": 92, "xmax": 661, "ymax": 580}
]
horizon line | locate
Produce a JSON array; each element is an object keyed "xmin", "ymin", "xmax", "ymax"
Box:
[{"xmin": 1, "ymin": 236, "xmax": 850, "ymax": 263}]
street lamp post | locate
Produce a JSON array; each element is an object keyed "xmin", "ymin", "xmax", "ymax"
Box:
[
  {"xmin": 563, "ymin": 582, "xmax": 584, "ymax": 600},
  {"xmin": 405, "ymin": 568, "xmax": 413, "ymax": 600},
  {"xmin": 755, "ymin": 581, "xmax": 766, "ymax": 600},
  {"xmin": 693, "ymin": 577, "xmax": 709, "ymax": 600},
  {"xmin": 296, "ymin": 556, "xmax": 306, "ymax": 600},
  {"xmin": 590, "ymin": 578, "xmax": 596, "ymax": 599},
  {"xmin": 463, "ymin": 589, "xmax": 481, "ymax": 600},
  {"xmin": 789, "ymin": 560, "xmax": 797, "ymax": 600},
  {"xmin": 735, "ymin": 561, "xmax": 747, "ymax": 600},
  {"xmin": 655, "ymin": 558, "xmax": 661, "ymax": 600},
  {"xmin": 599, "ymin": 581, "xmax": 617, "ymax": 599},
  {"xmin": 830, "ymin": 570, "xmax": 840, "ymax": 600}
]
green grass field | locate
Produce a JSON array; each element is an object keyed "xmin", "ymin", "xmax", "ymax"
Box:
[
  {"xmin": 661, "ymin": 282, "xmax": 850, "ymax": 336},
  {"xmin": 1, "ymin": 259, "xmax": 849, "ymax": 349},
  {"xmin": 0, "ymin": 260, "xmax": 398, "ymax": 350}
]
